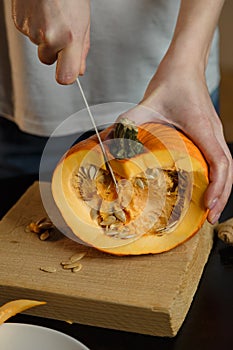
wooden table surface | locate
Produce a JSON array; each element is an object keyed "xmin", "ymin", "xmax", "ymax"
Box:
[{"xmin": 0, "ymin": 169, "xmax": 233, "ymax": 350}]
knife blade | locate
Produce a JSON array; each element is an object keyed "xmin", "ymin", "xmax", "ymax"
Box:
[{"xmin": 76, "ymin": 78, "xmax": 119, "ymax": 193}]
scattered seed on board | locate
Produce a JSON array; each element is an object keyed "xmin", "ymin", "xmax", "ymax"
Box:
[
  {"xmin": 28, "ymin": 222, "xmax": 41, "ymax": 234},
  {"xmin": 38, "ymin": 221, "xmax": 53, "ymax": 230},
  {"xmin": 61, "ymin": 252, "xmax": 86, "ymax": 266},
  {"xmin": 70, "ymin": 252, "xmax": 86, "ymax": 262},
  {"xmin": 35, "ymin": 217, "xmax": 47, "ymax": 226},
  {"xmin": 72, "ymin": 264, "xmax": 83, "ymax": 273},
  {"xmin": 26, "ymin": 217, "xmax": 54, "ymax": 236},
  {"xmin": 60, "ymin": 260, "xmax": 72, "ymax": 266},
  {"xmin": 40, "ymin": 266, "xmax": 57, "ymax": 273},
  {"xmin": 62, "ymin": 261, "xmax": 84, "ymax": 269},
  {"xmin": 39, "ymin": 231, "xmax": 50, "ymax": 241}
]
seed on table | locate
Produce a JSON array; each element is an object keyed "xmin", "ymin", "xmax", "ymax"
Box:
[
  {"xmin": 39, "ymin": 231, "xmax": 50, "ymax": 241},
  {"xmin": 60, "ymin": 260, "xmax": 71, "ymax": 266},
  {"xmin": 35, "ymin": 217, "xmax": 47, "ymax": 226},
  {"xmin": 70, "ymin": 252, "xmax": 86, "ymax": 262},
  {"xmin": 61, "ymin": 252, "xmax": 86, "ymax": 266},
  {"xmin": 72, "ymin": 264, "xmax": 83, "ymax": 273},
  {"xmin": 40, "ymin": 266, "xmax": 57, "ymax": 273},
  {"xmin": 29, "ymin": 222, "xmax": 41, "ymax": 233},
  {"xmin": 38, "ymin": 221, "xmax": 53, "ymax": 230},
  {"xmin": 62, "ymin": 261, "xmax": 84, "ymax": 269}
]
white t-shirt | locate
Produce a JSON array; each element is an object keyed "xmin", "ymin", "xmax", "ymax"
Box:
[{"xmin": 0, "ymin": 0, "xmax": 220, "ymax": 136}]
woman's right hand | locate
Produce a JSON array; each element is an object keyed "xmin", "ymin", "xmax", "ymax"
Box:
[{"xmin": 11, "ymin": 0, "xmax": 90, "ymax": 84}]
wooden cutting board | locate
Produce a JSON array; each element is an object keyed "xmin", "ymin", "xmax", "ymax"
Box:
[{"xmin": 0, "ymin": 182, "xmax": 214, "ymax": 337}]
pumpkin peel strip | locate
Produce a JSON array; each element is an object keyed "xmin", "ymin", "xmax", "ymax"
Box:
[{"xmin": 0, "ymin": 299, "xmax": 46, "ymax": 325}]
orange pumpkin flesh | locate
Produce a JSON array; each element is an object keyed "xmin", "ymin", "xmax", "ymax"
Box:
[{"xmin": 52, "ymin": 122, "xmax": 209, "ymax": 255}]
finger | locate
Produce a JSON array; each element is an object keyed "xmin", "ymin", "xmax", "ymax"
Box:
[
  {"xmin": 38, "ymin": 43, "xmax": 57, "ymax": 65},
  {"xmin": 79, "ymin": 24, "xmax": 90, "ymax": 75},
  {"xmin": 205, "ymin": 151, "xmax": 230, "ymax": 198},
  {"xmin": 56, "ymin": 43, "xmax": 83, "ymax": 85},
  {"xmin": 37, "ymin": 26, "xmax": 74, "ymax": 65},
  {"xmin": 206, "ymin": 154, "xmax": 232, "ymax": 221},
  {"xmin": 207, "ymin": 172, "xmax": 233, "ymax": 224}
]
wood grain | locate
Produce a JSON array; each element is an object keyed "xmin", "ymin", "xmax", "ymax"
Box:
[{"xmin": 0, "ymin": 182, "xmax": 214, "ymax": 337}]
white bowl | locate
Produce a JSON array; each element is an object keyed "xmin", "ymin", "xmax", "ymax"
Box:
[{"xmin": 0, "ymin": 323, "xmax": 90, "ymax": 350}]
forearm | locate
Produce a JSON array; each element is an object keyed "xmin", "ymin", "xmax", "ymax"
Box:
[{"xmin": 167, "ymin": 0, "xmax": 225, "ymax": 69}]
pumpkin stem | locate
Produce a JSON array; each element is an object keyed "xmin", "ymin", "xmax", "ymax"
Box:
[{"xmin": 109, "ymin": 118, "xmax": 144, "ymax": 159}]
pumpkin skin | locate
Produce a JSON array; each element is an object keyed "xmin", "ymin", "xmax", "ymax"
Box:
[
  {"xmin": 52, "ymin": 122, "xmax": 209, "ymax": 255},
  {"xmin": 0, "ymin": 300, "xmax": 46, "ymax": 324}
]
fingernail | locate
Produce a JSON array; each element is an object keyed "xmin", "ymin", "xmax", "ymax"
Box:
[
  {"xmin": 57, "ymin": 73, "xmax": 75, "ymax": 85},
  {"xmin": 208, "ymin": 197, "xmax": 218, "ymax": 210},
  {"xmin": 209, "ymin": 212, "xmax": 221, "ymax": 225}
]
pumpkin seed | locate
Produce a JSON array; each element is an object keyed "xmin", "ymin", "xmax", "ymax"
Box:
[
  {"xmin": 62, "ymin": 261, "xmax": 84, "ymax": 269},
  {"xmin": 38, "ymin": 221, "xmax": 53, "ymax": 230},
  {"xmin": 29, "ymin": 222, "xmax": 41, "ymax": 234},
  {"xmin": 135, "ymin": 178, "xmax": 145, "ymax": 189},
  {"xmin": 79, "ymin": 166, "xmax": 89, "ymax": 178},
  {"xmin": 40, "ymin": 266, "xmax": 57, "ymax": 273},
  {"xmin": 70, "ymin": 252, "xmax": 86, "ymax": 262},
  {"xmin": 100, "ymin": 215, "xmax": 117, "ymax": 226},
  {"xmin": 105, "ymin": 230, "xmax": 118, "ymax": 237},
  {"xmin": 39, "ymin": 231, "xmax": 50, "ymax": 241},
  {"xmin": 72, "ymin": 264, "xmax": 83, "ymax": 273},
  {"xmin": 109, "ymin": 222, "xmax": 122, "ymax": 230},
  {"xmin": 61, "ymin": 252, "xmax": 86, "ymax": 266},
  {"xmin": 61, "ymin": 260, "xmax": 72, "ymax": 266},
  {"xmin": 88, "ymin": 165, "xmax": 97, "ymax": 180},
  {"xmin": 118, "ymin": 232, "xmax": 135, "ymax": 239},
  {"xmin": 90, "ymin": 208, "xmax": 99, "ymax": 220},
  {"xmin": 146, "ymin": 174, "xmax": 155, "ymax": 180},
  {"xmin": 151, "ymin": 168, "xmax": 159, "ymax": 177},
  {"xmin": 114, "ymin": 209, "xmax": 126, "ymax": 223},
  {"xmin": 35, "ymin": 217, "xmax": 47, "ymax": 226}
]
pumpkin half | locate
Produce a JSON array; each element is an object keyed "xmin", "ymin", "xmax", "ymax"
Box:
[{"xmin": 52, "ymin": 120, "xmax": 209, "ymax": 255}]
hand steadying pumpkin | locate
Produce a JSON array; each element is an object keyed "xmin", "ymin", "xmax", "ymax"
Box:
[
  {"xmin": 119, "ymin": 60, "xmax": 232, "ymax": 225},
  {"xmin": 118, "ymin": 0, "xmax": 232, "ymax": 225},
  {"xmin": 11, "ymin": 0, "xmax": 90, "ymax": 84}
]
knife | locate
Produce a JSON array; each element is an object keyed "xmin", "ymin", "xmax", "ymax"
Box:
[{"xmin": 76, "ymin": 78, "xmax": 119, "ymax": 193}]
